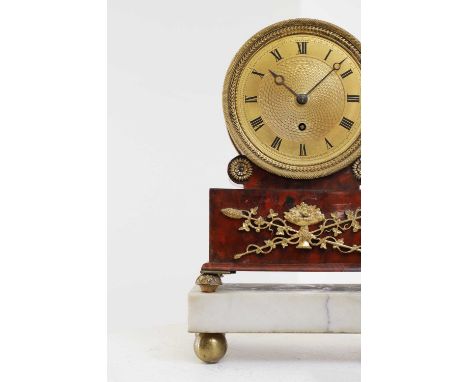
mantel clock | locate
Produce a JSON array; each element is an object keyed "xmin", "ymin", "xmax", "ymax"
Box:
[{"xmin": 196, "ymin": 19, "xmax": 361, "ymax": 292}]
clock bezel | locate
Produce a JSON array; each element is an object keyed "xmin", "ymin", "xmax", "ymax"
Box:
[{"xmin": 223, "ymin": 18, "xmax": 361, "ymax": 179}]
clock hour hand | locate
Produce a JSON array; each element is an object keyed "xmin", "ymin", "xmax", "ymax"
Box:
[
  {"xmin": 269, "ymin": 70, "xmax": 298, "ymax": 97},
  {"xmin": 305, "ymin": 57, "xmax": 347, "ymax": 96}
]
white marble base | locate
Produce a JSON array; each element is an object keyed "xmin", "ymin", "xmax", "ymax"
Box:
[{"xmin": 188, "ymin": 284, "xmax": 360, "ymax": 334}]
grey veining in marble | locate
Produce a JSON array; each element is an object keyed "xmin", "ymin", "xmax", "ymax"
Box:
[
  {"xmin": 212, "ymin": 283, "xmax": 361, "ymax": 292},
  {"xmin": 188, "ymin": 283, "xmax": 360, "ymax": 334}
]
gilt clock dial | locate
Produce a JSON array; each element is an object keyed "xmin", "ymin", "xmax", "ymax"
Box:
[{"xmin": 223, "ymin": 19, "xmax": 361, "ymax": 179}]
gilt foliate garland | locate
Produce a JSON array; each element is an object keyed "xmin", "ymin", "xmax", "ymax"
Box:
[{"xmin": 222, "ymin": 202, "xmax": 360, "ymax": 259}]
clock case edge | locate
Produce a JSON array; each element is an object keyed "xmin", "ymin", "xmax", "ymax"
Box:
[{"xmin": 202, "ymin": 161, "xmax": 361, "ymax": 273}]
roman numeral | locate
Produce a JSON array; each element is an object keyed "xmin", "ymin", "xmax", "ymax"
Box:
[
  {"xmin": 245, "ymin": 95, "xmax": 257, "ymax": 103},
  {"xmin": 250, "ymin": 116, "xmax": 264, "ymax": 131},
  {"xmin": 347, "ymin": 94, "xmax": 360, "ymax": 103},
  {"xmin": 297, "ymin": 41, "xmax": 307, "ymax": 54},
  {"xmin": 299, "ymin": 144, "xmax": 307, "ymax": 156},
  {"xmin": 341, "ymin": 69, "xmax": 353, "ymax": 78},
  {"xmin": 270, "ymin": 49, "xmax": 283, "ymax": 61},
  {"xmin": 340, "ymin": 117, "xmax": 354, "ymax": 130},
  {"xmin": 252, "ymin": 69, "xmax": 265, "ymax": 78},
  {"xmin": 325, "ymin": 138, "xmax": 333, "ymax": 149},
  {"xmin": 271, "ymin": 136, "xmax": 282, "ymax": 150},
  {"xmin": 324, "ymin": 49, "xmax": 332, "ymax": 61}
]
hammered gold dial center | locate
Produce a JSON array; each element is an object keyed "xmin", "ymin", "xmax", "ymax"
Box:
[{"xmin": 258, "ymin": 56, "xmax": 345, "ymax": 144}]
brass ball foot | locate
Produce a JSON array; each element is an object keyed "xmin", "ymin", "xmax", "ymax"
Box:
[
  {"xmin": 193, "ymin": 333, "xmax": 227, "ymax": 363},
  {"xmin": 196, "ymin": 274, "xmax": 222, "ymax": 293}
]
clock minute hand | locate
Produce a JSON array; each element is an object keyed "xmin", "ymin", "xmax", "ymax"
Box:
[
  {"xmin": 305, "ymin": 58, "xmax": 347, "ymax": 96},
  {"xmin": 269, "ymin": 70, "xmax": 298, "ymax": 97}
]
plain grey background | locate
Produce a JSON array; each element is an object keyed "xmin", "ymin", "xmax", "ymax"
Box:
[{"xmin": 108, "ymin": 0, "xmax": 361, "ymax": 331}]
